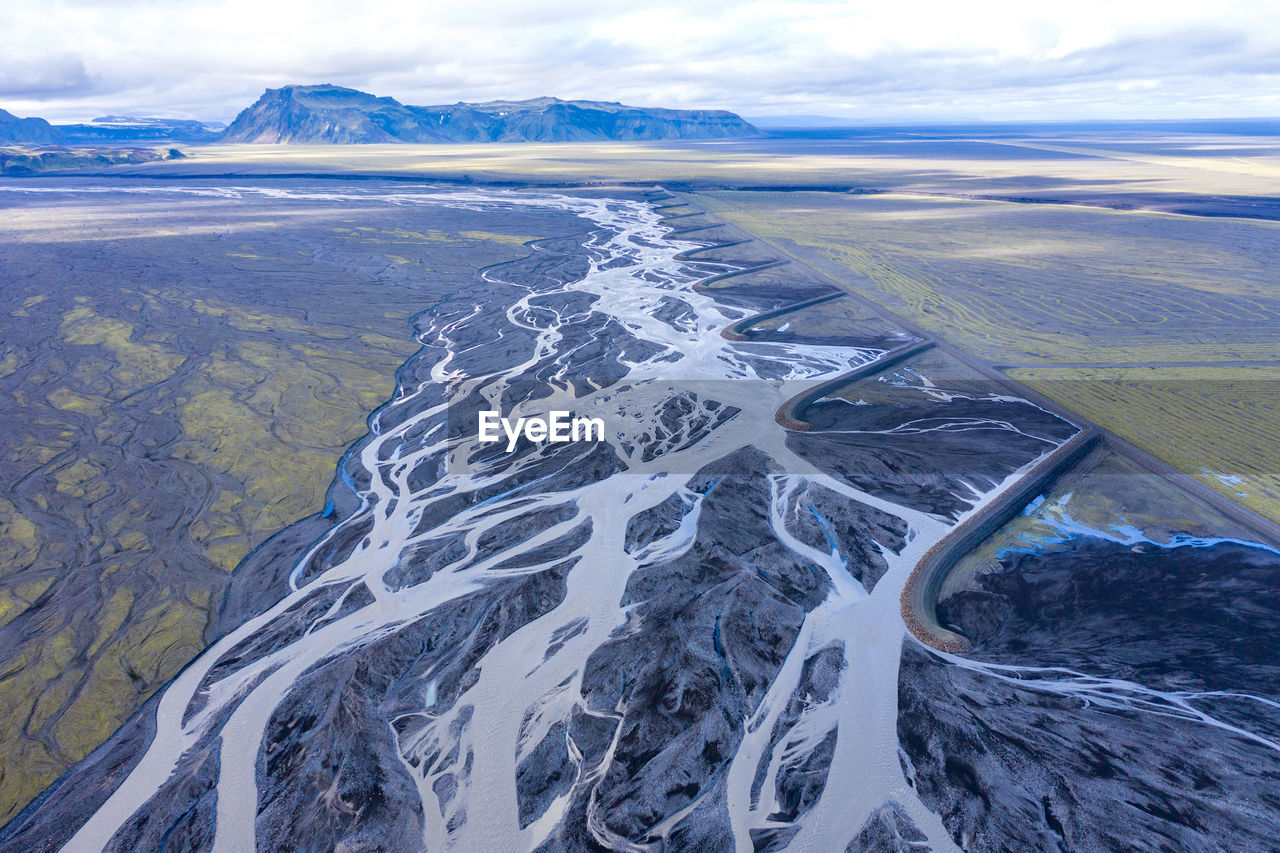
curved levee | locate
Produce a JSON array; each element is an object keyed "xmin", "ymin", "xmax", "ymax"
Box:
[{"xmin": 899, "ymin": 428, "xmax": 1102, "ymax": 652}]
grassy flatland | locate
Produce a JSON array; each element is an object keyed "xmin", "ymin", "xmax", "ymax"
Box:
[
  {"xmin": 0, "ymin": 188, "xmax": 566, "ymax": 822},
  {"xmin": 110, "ymin": 137, "xmax": 1280, "ymax": 204},
  {"xmin": 688, "ymin": 189, "xmax": 1280, "ymax": 525},
  {"xmin": 1010, "ymin": 366, "xmax": 1280, "ymax": 524},
  {"xmin": 943, "ymin": 444, "xmax": 1264, "ymax": 599},
  {"xmin": 690, "ymin": 191, "xmax": 1280, "ymax": 364}
]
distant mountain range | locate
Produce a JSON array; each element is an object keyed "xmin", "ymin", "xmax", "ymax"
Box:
[
  {"xmin": 0, "ymin": 85, "xmax": 758, "ymax": 146},
  {"xmin": 0, "ymin": 110, "xmax": 224, "ymax": 145},
  {"xmin": 220, "ymin": 85, "xmax": 759, "ymax": 143},
  {"xmin": 59, "ymin": 116, "xmax": 225, "ymax": 144},
  {"xmin": 0, "ymin": 109, "xmax": 65, "ymax": 145}
]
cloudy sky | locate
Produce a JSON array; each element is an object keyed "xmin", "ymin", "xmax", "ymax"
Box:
[{"xmin": 3, "ymin": 0, "xmax": 1279, "ymax": 123}]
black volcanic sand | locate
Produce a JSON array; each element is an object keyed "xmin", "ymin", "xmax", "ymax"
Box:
[
  {"xmin": 548, "ymin": 448, "xmax": 834, "ymax": 850},
  {"xmin": 0, "ymin": 184, "xmax": 669, "ymax": 852},
  {"xmin": 0, "ymin": 186, "xmax": 944, "ymax": 853},
  {"xmin": 0, "ymin": 179, "xmax": 589, "ymax": 823},
  {"xmin": 943, "ymin": 539, "xmax": 1280, "ymax": 699},
  {"xmin": 792, "ymin": 348, "xmax": 1076, "ymax": 520},
  {"xmin": 900, "ymin": 533, "xmax": 1280, "ymax": 850}
]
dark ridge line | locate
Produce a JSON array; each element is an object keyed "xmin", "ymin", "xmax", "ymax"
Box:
[
  {"xmin": 773, "ymin": 341, "xmax": 934, "ymax": 430},
  {"xmin": 692, "ymin": 258, "xmax": 790, "ymax": 289},
  {"xmin": 666, "ymin": 222, "xmax": 734, "ymax": 237},
  {"xmin": 900, "ymin": 428, "xmax": 1103, "ymax": 653},
  {"xmin": 723, "ymin": 291, "xmax": 847, "ymax": 343},
  {"xmin": 6, "ymin": 171, "xmax": 690, "ymax": 196},
  {"xmin": 894, "ymin": 188, "xmax": 1280, "ymax": 223},
  {"xmin": 3, "ymin": 168, "xmax": 867, "ymax": 195},
  {"xmin": 691, "ymin": 184, "xmax": 1280, "ymax": 225},
  {"xmin": 10, "ymin": 170, "xmax": 546, "ymax": 187},
  {"xmin": 673, "ymin": 239, "xmax": 753, "ymax": 261},
  {"xmin": 655, "ymin": 188, "xmax": 1280, "ymax": 653}
]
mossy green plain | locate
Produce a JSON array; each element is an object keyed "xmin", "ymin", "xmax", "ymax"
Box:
[{"xmin": 0, "ymin": 188, "xmax": 567, "ymax": 822}]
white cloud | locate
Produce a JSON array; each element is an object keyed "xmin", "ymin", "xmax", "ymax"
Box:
[{"xmin": 1, "ymin": 0, "xmax": 1278, "ymax": 121}]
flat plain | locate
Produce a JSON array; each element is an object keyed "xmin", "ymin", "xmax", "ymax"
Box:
[
  {"xmin": 691, "ymin": 191, "xmax": 1280, "ymax": 363},
  {"xmin": 104, "ymin": 132, "xmax": 1280, "ymax": 205},
  {"xmin": 2, "ymin": 127, "xmax": 1279, "ymax": 849},
  {"xmin": 0, "ymin": 181, "xmax": 571, "ymax": 821},
  {"xmin": 1009, "ymin": 366, "xmax": 1280, "ymax": 523},
  {"xmin": 676, "ymin": 151, "xmax": 1280, "ymax": 522}
]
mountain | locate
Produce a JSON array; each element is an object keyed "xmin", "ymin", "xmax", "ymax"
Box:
[
  {"xmin": 0, "ymin": 109, "xmax": 65, "ymax": 144},
  {"xmin": 220, "ymin": 84, "xmax": 760, "ymax": 143},
  {"xmin": 59, "ymin": 116, "xmax": 224, "ymax": 145},
  {"xmin": 0, "ymin": 110, "xmax": 223, "ymax": 146}
]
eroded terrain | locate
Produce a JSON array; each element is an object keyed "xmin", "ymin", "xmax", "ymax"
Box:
[
  {"xmin": 905, "ymin": 447, "xmax": 1280, "ymax": 849},
  {"xmin": 0, "ymin": 179, "xmax": 1276, "ymax": 853},
  {"xmin": 0, "ymin": 182, "xmax": 573, "ymax": 821}
]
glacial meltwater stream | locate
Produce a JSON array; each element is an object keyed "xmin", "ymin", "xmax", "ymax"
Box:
[{"xmin": 39, "ymin": 186, "xmax": 1278, "ymax": 852}]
